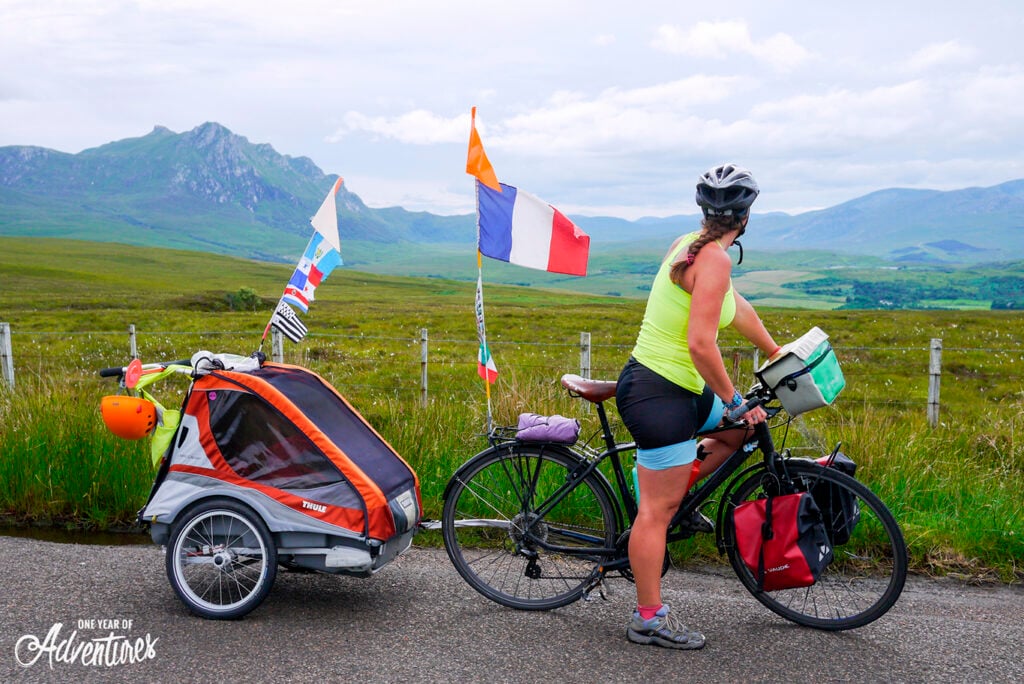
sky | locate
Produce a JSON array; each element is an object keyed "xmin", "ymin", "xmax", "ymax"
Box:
[{"xmin": 2, "ymin": 1, "xmax": 1023, "ymax": 220}]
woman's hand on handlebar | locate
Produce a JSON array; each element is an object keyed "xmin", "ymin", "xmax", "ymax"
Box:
[
  {"xmin": 737, "ymin": 403, "xmax": 768, "ymax": 424},
  {"xmin": 725, "ymin": 396, "xmax": 767, "ymax": 424}
]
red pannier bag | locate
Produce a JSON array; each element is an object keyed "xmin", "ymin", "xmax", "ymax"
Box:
[{"xmin": 733, "ymin": 492, "xmax": 834, "ymax": 592}]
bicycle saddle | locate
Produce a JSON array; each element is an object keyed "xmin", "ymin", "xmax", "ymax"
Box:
[{"xmin": 561, "ymin": 374, "xmax": 617, "ymax": 403}]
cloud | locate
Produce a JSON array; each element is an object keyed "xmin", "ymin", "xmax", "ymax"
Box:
[
  {"xmin": 331, "ymin": 75, "xmax": 746, "ymax": 156},
  {"xmin": 328, "ymin": 110, "xmax": 470, "ymax": 145},
  {"xmin": 651, "ymin": 21, "xmax": 811, "ymax": 72},
  {"xmin": 904, "ymin": 40, "xmax": 976, "ymax": 72}
]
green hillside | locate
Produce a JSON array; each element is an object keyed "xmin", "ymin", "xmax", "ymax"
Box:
[{"xmin": 340, "ymin": 238, "xmax": 1024, "ymax": 310}]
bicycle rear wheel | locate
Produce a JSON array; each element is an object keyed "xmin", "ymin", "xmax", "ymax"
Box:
[
  {"xmin": 722, "ymin": 460, "xmax": 907, "ymax": 630},
  {"xmin": 442, "ymin": 443, "xmax": 620, "ymax": 610}
]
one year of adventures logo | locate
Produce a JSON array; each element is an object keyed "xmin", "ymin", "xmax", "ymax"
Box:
[{"xmin": 15, "ymin": 619, "xmax": 158, "ymax": 670}]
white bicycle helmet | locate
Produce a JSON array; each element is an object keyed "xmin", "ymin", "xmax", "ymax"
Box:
[{"xmin": 695, "ymin": 163, "xmax": 760, "ymax": 218}]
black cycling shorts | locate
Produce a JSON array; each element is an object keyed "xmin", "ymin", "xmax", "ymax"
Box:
[{"xmin": 616, "ymin": 357, "xmax": 717, "ymax": 450}]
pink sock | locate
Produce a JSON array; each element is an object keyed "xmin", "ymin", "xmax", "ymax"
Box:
[{"xmin": 638, "ymin": 604, "xmax": 662, "ymax": 620}]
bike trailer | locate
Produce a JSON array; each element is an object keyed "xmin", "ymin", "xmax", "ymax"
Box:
[
  {"xmin": 756, "ymin": 327, "xmax": 846, "ymax": 416},
  {"xmin": 140, "ymin": 356, "xmax": 421, "ymax": 575}
]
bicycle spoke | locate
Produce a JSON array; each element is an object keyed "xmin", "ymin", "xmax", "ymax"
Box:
[
  {"xmin": 442, "ymin": 445, "xmax": 618, "ymax": 610},
  {"xmin": 723, "ymin": 461, "xmax": 906, "ymax": 630}
]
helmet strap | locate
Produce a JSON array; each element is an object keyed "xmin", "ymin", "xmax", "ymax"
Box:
[{"xmin": 733, "ymin": 240, "xmax": 744, "ymax": 265}]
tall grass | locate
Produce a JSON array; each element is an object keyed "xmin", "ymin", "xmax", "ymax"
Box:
[
  {"xmin": 0, "ymin": 378, "xmax": 153, "ymax": 529},
  {"xmin": 1, "ymin": 237, "xmax": 1022, "ymax": 581}
]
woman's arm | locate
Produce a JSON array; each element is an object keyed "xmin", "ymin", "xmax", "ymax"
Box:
[
  {"xmin": 686, "ymin": 246, "xmax": 737, "ymax": 403},
  {"xmin": 731, "ymin": 293, "xmax": 779, "ymax": 356}
]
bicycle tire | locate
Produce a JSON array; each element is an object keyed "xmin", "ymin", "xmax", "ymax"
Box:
[
  {"xmin": 721, "ymin": 461, "xmax": 907, "ymax": 630},
  {"xmin": 441, "ymin": 443, "xmax": 620, "ymax": 610}
]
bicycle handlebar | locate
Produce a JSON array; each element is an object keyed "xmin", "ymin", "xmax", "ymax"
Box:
[
  {"xmin": 97, "ymin": 359, "xmax": 192, "ymax": 379},
  {"xmin": 727, "ymin": 396, "xmax": 764, "ymax": 422}
]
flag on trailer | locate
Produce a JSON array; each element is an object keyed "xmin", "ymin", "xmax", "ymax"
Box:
[
  {"xmin": 476, "ymin": 181, "xmax": 590, "ymax": 276},
  {"xmin": 262, "ymin": 178, "xmax": 344, "ymax": 348},
  {"xmin": 475, "ymin": 272, "xmax": 498, "ymax": 383},
  {"xmin": 282, "ymin": 231, "xmax": 343, "ymax": 313},
  {"xmin": 270, "ymin": 300, "xmax": 308, "ymax": 343}
]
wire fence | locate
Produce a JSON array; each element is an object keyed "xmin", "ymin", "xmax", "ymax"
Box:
[{"xmin": 4, "ymin": 322, "xmax": 1023, "ymax": 423}]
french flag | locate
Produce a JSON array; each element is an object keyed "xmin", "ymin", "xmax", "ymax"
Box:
[{"xmin": 476, "ymin": 181, "xmax": 590, "ymax": 277}]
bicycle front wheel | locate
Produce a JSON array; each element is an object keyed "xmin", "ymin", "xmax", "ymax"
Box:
[
  {"xmin": 722, "ymin": 461, "xmax": 907, "ymax": 630},
  {"xmin": 442, "ymin": 443, "xmax": 620, "ymax": 610}
]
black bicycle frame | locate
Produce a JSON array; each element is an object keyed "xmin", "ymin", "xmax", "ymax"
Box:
[{"xmin": 504, "ymin": 399, "xmax": 781, "ymax": 560}]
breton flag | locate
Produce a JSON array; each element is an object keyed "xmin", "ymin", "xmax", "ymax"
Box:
[
  {"xmin": 475, "ymin": 272, "xmax": 498, "ymax": 383},
  {"xmin": 269, "ymin": 300, "xmax": 308, "ymax": 343},
  {"xmin": 466, "ymin": 108, "xmax": 590, "ymax": 277}
]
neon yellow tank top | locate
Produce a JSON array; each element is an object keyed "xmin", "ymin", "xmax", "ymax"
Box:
[{"xmin": 631, "ymin": 232, "xmax": 736, "ymax": 393}]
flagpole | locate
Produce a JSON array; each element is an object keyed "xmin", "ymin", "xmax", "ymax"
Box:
[
  {"xmin": 477, "ymin": 248, "xmax": 493, "ymax": 435},
  {"xmin": 258, "ymin": 296, "xmax": 285, "ymax": 352}
]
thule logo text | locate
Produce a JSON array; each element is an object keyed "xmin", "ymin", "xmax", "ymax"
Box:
[{"xmin": 301, "ymin": 500, "xmax": 327, "ymax": 513}]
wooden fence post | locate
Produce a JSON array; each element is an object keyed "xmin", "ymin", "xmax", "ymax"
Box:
[
  {"xmin": 580, "ymin": 332, "xmax": 591, "ymax": 379},
  {"xmin": 420, "ymin": 328, "xmax": 429, "ymax": 408},
  {"xmin": 272, "ymin": 328, "xmax": 284, "ymax": 363},
  {"xmin": 928, "ymin": 338, "xmax": 942, "ymax": 427},
  {"xmin": 0, "ymin": 322, "xmax": 13, "ymax": 389},
  {"xmin": 128, "ymin": 324, "xmax": 138, "ymax": 359}
]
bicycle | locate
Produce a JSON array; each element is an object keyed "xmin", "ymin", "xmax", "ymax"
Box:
[{"xmin": 441, "ymin": 374, "xmax": 907, "ymax": 631}]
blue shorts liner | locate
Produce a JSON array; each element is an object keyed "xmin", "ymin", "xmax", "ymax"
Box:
[
  {"xmin": 637, "ymin": 440, "xmax": 699, "ymax": 470},
  {"xmin": 701, "ymin": 394, "xmax": 725, "ymax": 432}
]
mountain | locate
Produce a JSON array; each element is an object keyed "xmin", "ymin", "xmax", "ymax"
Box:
[
  {"xmin": 740, "ymin": 182, "xmax": 1024, "ymax": 261},
  {"xmin": 0, "ymin": 122, "xmax": 471, "ymax": 262},
  {"xmin": 1, "ymin": 122, "xmax": 1022, "ymax": 265}
]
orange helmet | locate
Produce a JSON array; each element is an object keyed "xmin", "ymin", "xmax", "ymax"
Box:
[{"xmin": 101, "ymin": 395, "xmax": 157, "ymax": 440}]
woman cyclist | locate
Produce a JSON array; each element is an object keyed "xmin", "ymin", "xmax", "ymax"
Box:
[{"xmin": 616, "ymin": 163, "xmax": 781, "ymax": 650}]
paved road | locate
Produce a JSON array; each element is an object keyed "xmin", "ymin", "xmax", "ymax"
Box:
[{"xmin": 1, "ymin": 535, "xmax": 1022, "ymax": 683}]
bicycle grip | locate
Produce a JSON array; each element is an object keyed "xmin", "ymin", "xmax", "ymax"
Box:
[
  {"xmin": 727, "ymin": 397, "xmax": 761, "ymax": 422},
  {"xmin": 98, "ymin": 367, "xmax": 124, "ymax": 378}
]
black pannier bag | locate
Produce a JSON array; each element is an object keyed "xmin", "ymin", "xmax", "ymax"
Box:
[{"xmin": 814, "ymin": 452, "xmax": 861, "ymax": 545}]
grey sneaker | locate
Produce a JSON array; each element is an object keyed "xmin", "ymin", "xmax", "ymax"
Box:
[{"xmin": 626, "ymin": 604, "xmax": 705, "ymax": 650}]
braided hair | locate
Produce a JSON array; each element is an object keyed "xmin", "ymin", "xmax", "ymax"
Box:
[{"xmin": 669, "ymin": 215, "xmax": 745, "ymax": 286}]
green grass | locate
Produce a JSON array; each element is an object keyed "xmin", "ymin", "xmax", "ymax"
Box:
[{"xmin": 1, "ymin": 236, "xmax": 1022, "ymax": 582}]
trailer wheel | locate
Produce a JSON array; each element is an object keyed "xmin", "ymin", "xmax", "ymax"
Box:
[{"xmin": 165, "ymin": 499, "xmax": 277, "ymax": 619}]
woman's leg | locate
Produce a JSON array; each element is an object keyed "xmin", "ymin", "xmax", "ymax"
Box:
[
  {"xmin": 629, "ymin": 462, "xmax": 692, "ymax": 607},
  {"xmin": 694, "ymin": 425, "xmax": 751, "ymax": 482}
]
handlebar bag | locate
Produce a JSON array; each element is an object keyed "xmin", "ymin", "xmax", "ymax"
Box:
[
  {"xmin": 757, "ymin": 327, "xmax": 846, "ymax": 416},
  {"xmin": 733, "ymin": 492, "xmax": 834, "ymax": 592}
]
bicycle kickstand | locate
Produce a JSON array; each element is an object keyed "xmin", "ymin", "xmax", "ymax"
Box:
[{"xmin": 582, "ymin": 565, "xmax": 612, "ymax": 602}]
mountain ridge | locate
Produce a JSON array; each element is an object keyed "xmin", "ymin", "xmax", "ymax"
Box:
[{"xmin": 1, "ymin": 122, "xmax": 1022, "ymax": 264}]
